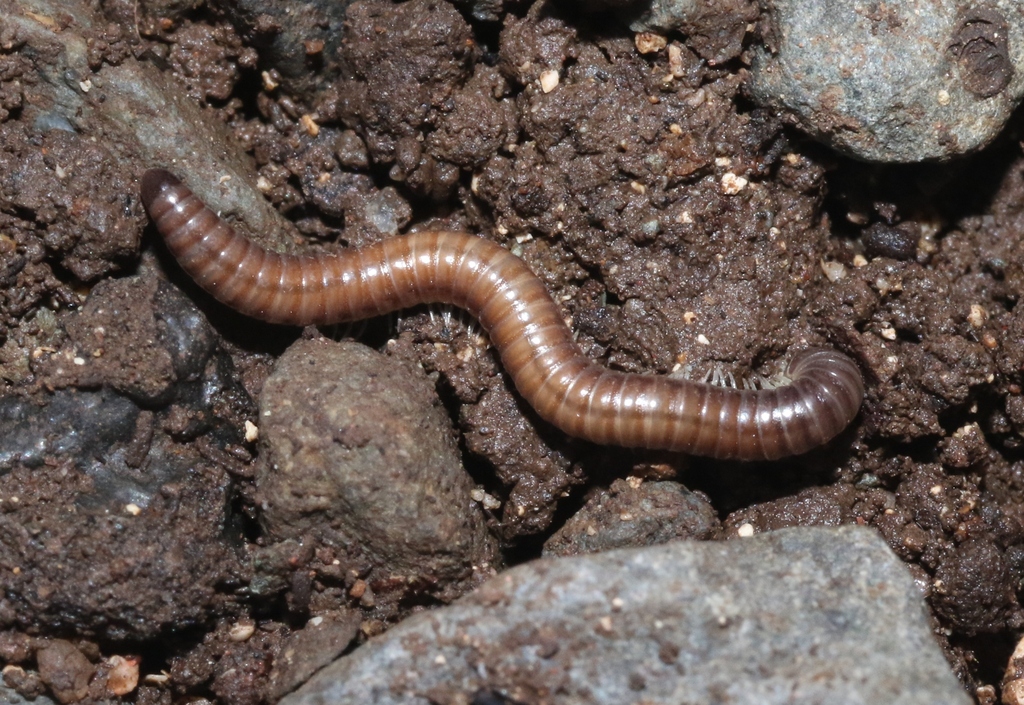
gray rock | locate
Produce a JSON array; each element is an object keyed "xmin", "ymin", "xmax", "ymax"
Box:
[
  {"xmin": 8, "ymin": 0, "xmax": 298, "ymax": 251},
  {"xmin": 281, "ymin": 526, "xmax": 970, "ymax": 705},
  {"xmin": 258, "ymin": 338, "xmax": 497, "ymax": 590},
  {"xmin": 0, "ymin": 686, "xmax": 56, "ymax": 705},
  {"xmin": 543, "ymin": 479, "xmax": 720, "ymax": 556},
  {"xmin": 749, "ymin": 0, "xmax": 1024, "ymax": 162},
  {"xmin": 0, "ymin": 390, "xmax": 138, "ymax": 474}
]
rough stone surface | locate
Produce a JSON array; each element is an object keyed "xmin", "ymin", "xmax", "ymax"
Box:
[
  {"xmin": 749, "ymin": 0, "xmax": 1024, "ymax": 161},
  {"xmin": 281, "ymin": 527, "xmax": 971, "ymax": 705},
  {"xmin": 4, "ymin": 0, "xmax": 298, "ymax": 251},
  {"xmin": 257, "ymin": 338, "xmax": 498, "ymax": 595},
  {"xmin": 543, "ymin": 478, "xmax": 721, "ymax": 556},
  {"xmin": 0, "ymin": 389, "xmax": 138, "ymax": 473},
  {"xmin": 0, "ymin": 686, "xmax": 55, "ymax": 705},
  {"xmin": 0, "ymin": 443, "xmax": 247, "ymax": 639},
  {"xmin": 0, "ymin": 267, "xmax": 254, "ymax": 639},
  {"xmin": 266, "ymin": 611, "xmax": 362, "ymax": 701}
]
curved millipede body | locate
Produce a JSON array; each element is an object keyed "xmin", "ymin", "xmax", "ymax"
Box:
[{"xmin": 141, "ymin": 168, "xmax": 865, "ymax": 461}]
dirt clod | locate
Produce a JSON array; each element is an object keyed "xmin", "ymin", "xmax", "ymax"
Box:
[
  {"xmin": 257, "ymin": 337, "xmax": 498, "ymax": 607},
  {"xmin": 35, "ymin": 641, "xmax": 94, "ymax": 704}
]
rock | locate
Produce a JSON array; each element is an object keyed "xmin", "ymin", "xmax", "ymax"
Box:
[
  {"xmin": 0, "ymin": 386, "xmax": 248, "ymax": 641},
  {"xmin": 0, "ymin": 685, "xmax": 56, "ymax": 705},
  {"xmin": 749, "ymin": 0, "xmax": 1024, "ymax": 162},
  {"xmin": 0, "ymin": 390, "xmax": 138, "ymax": 474},
  {"xmin": 281, "ymin": 527, "xmax": 971, "ymax": 705},
  {"xmin": 4, "ymin": 0, "xmax": 296, "ymax": 251},
  {"xmin": 257, "ymin": 338, "xmax": 497, "ymax": 593},
  {"xmin": 543, "ymin": 479, "xmax": 720, "ymax": 556},
  {"xmin": 35, "ymin": 641, "xmax": 94, "ymax": 705},
  {"xmin": 0, "ymin": 386, "xmax": 201, "ymax": 510},
  {"xmin": 0, "ymin": 441, "xmax": 246, "ymax": 639},
  {"xmin": 862, "ymin": 223, "xmax": 920, "ymax": 261},
  {"xmin": 266, "ymin": 611, "xmax": 362, "ymax": 701}
]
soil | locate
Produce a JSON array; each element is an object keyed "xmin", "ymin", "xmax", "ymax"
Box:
[{"xmin": 0, "ymin": 0, "xmax": 1023, "ymax": 703}]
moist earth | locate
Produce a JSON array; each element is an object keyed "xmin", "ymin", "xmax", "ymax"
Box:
[{"xmin": 0, "ymin": 0, "xmax": 1023, "ymax": 704}]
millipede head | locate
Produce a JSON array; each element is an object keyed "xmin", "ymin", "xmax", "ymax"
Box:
[{"xmin": 141, "ymin": 168, "xmax": 181, "ymax": 210}]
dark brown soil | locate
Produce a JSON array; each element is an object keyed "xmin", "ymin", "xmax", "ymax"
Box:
[{"xmin": 1, "ymin": 1, "xmax": 1023, "ymax": 703}]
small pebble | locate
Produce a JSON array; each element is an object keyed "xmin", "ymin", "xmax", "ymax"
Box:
[
  {"xmin": 539, "ymin": 69, "xmax": 559, "ymax": 93},
  {"xmin": 228, "ymin": 622, "xmax": 256, "ymax": 642},
  {"xmin": 544, "ymin": 480, "xmax": 719, "ymax": 556},
  {"xmin": 720, "ymin": 172, "xmax": 747, "ymax": 194},
  {"xmin": 863, "ymin": 223, "xmax": 918, "ymax": 260},
  {"xmin": 1003, "ymin": 634, "xmax": 1024, "ymax": 704},
  {"xmin": 104, "ymin": 655, "xmax": 139, "ymax": 696},
  {"xmin": 820, "ymin": 260, "xmax": 847, "ymax": 282},
  {"xmin": 968, "ymin": 305, "xmax": 988, "ymax": 328},
  {"xmin": 634, "ymin": 32, "xmax": 666, "ymax": 54}
]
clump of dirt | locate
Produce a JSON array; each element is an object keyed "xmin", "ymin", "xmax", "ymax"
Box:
[
  {"xmin": 1, "ymin": 0, "xmax": 1024, "ymax": 703},
  {"xmin": 0, "ymin": 122, "xmax": 144, "ymax": 337}
]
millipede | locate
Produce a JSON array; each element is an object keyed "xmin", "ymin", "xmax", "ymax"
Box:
[{"xmin": 141, "ymin": 168, "xmax": 865, "ymax": 461}]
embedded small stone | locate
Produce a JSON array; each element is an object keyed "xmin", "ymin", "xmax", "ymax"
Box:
[
  {"xmin": 862, "ymin": 223, "xmax": 920, "ymax": 260},
  {"xmin": 634, "ymin": 31, "xmax": 667, "ymax": 54},
  {"xmin": 543, "ymin": 479, "xmax": 720, "ymax": 556},
  {"xmin": 539, "ymin": 69, "xmax": 560, "ymax": 93}
]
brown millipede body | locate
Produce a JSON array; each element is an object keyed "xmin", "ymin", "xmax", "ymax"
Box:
[{"xmin": 141, "ymin": 168, "xmax": 864, "ymax": 461}]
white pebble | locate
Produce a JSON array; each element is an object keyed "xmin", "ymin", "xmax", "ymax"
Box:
[{"xmin": 539, "ymin": 70, "xmax": 560, "ymax": 93}]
